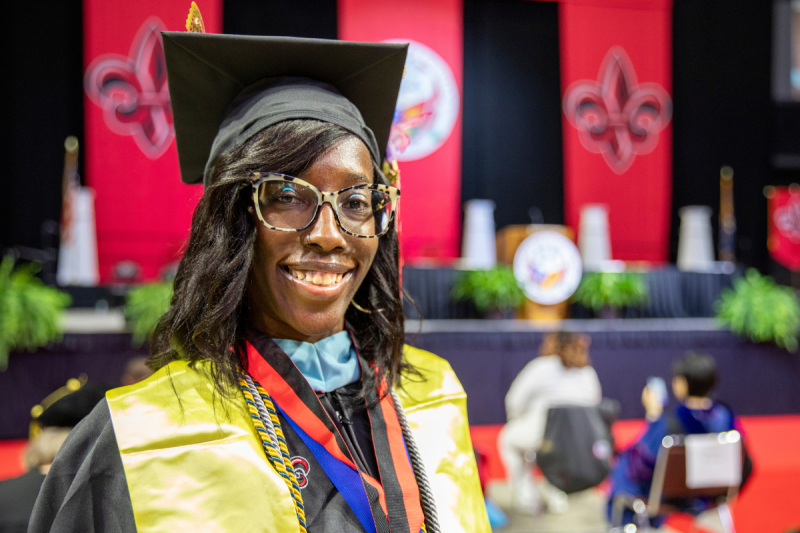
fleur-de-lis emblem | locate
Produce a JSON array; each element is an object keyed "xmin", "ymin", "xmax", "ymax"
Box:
[
  {"xmin": 84, "ymin": 18, "xmax": 173, "ymax": 160},
  {"xmin": 774, "ymin": 198, "xmax": 800, "ymax": 243},
  {"xmin": 563, "ymin": 47, "xmax": 672, "ymax": 174}
]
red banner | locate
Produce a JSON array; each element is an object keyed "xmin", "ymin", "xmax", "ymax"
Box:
[
  {"xmin": 768, "ymin": 187, "xmax": 800, "ymax": 271},
  {"xmin": 338, "ymin": 0, "xmax": 463, "ymax": 262},
  {"xmin": 83, "ymin": 0, "xmax": 222, "ymax": 282},
  {"xmin": 560, "ymin": 0, "xmax": 672, "ymax": 262}
]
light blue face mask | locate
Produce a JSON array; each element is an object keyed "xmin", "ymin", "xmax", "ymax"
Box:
[{"xmin": 274, "ymin": 331, "xmax": 361, "ymax": 393}]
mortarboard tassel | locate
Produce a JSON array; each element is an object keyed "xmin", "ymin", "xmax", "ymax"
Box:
[{"xmin": 185, "ymin": 2, "xmax": 206, "ymax": 33}]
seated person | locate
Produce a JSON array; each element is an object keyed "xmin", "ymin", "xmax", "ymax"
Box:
[
  {"xmin": 0, "ymin": 380, "xmax": 109, "ymax": 533},
  {"xmin": 119, "ymin": 356, "xmax": 153, "ymax": 386},
  {"xmin": 499, "ymin": 331, "xmax": 602, "ymax": 513},
  {"xmin": 608, "ymin": 352, "xmax": 750, "ymax": 524},
  {"xmin": 0, "ymin": 429, "xmax": 70, "ymax": 533}
]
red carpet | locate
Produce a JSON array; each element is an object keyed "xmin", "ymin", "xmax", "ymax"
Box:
[
  {"xmin": 4, "ymin": 416, "xmax": 799, "ymax": 531},
  {"xmin": 470, "ymin": 415, "xmax": 800, "ymax": 533},
  {"xmin": 0, "ymin": 440, "xmax": 27, "ymax": 481}
]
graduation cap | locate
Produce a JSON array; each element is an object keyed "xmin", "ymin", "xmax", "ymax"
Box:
[
  {"xmin": 30, "ymin": 376, "xmax": 111, "ymax": 437},
  {"xmin": 162, "ymin": 32, "xmax": 408, "ymax": 186}
]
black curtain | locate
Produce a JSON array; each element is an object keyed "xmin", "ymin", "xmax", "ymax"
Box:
[
  {"xmin": 223, "ymin": 0, "xmax": 337, "ymax": 38},
  {"xmin": 671, "ymin": 0, "xmax": 773, "ymax": 270},
  {"xmin": 0, "ymin": 0, "xmax": 84, "ymax": 258},
  {"xmin": 462, "ymin": 0, "xmax": 563, "ymax": 230}
]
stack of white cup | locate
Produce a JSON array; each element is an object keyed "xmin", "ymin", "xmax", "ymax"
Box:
[
  {"xmin": 461, "ymin": 199, "xmax": 497, "ymax": 269},
  {"xmin": 578, "ymin": 204, "xmax": 612, "ymax": 272},
  {"xmin": 677, "ymin": 205, "xmax": 715, "ymax": 271}
]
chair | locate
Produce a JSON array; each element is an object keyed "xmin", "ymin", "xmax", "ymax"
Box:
[
  {"xmin": 537, "ymin": 404, "xmax": 616, "ymax": 495},
  {"xmin": 611, "ymin": 430, "xmax": 742, "ymax": 533}
]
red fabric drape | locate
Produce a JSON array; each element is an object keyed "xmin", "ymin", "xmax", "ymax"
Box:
[
  {"xmin": 338, "ymin": 0, "xmax": 463, "ymax": 262},
  {"xmin": 83, "ymin": 0, "xmax": 222, "ymax": 282},
  {"xmin": 560, "ymin": 0, "xmax": 673, "ymax": 262},
  {"xmin": 767, "ymin": 187, "xmax": 800, "ymax": 271}
]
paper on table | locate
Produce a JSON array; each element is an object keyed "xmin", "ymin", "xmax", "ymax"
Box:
[{"xmin": 685, "ymin": 433, "xmax": 742, "ymax": 489}]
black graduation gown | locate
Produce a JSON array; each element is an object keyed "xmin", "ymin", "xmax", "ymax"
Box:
[{"xmin": 29, "ymin": 383, "xmax": 381, "ymax": 533}]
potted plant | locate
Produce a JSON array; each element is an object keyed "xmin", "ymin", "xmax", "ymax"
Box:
[
  {"xmin": 125, "ymin": 280, "xmax": 174, "ymax": 346},
  {"xmin": 715, "ymin": 268, "xmax": 800, "ymax": 352},
  {"xmin": 0, "ymin": 255, "xmax": 71, "ymax": 370},
  {"xmin": 451, "ymin": 266, "xmax": 525, "ymax": 319},
  {"xmin": 571, "ymin": 272, "xmax": 648, "ymax": 319}
]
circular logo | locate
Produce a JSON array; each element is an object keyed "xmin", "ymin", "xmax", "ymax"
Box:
[
  {"xmin": 291, "ymin": 456, "xmax": 310, "ymax": 489},
  {"xmin": 513, "ymin": 231, "xmax": 582, "ymax": 305},
  {"xmin": 383, "ymin": 39, "xmax": 459, "ymax": 161}
]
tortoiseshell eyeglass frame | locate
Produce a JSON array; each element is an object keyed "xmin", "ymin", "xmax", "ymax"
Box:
[{"xmin": 250, "ymin": 172, "xmax": 401, "ymax": 238}]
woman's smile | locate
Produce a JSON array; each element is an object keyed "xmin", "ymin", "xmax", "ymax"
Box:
[{"xmin": 280, "ymin": 263, "xmax": 356, "ymax": 297}]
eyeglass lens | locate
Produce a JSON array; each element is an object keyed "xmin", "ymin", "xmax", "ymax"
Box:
[{"xmin": 256, "ymin": 180, "xmax": 393, "ymax": 236}]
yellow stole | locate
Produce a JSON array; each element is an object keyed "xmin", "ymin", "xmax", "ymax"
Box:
[{"xmin": 106, "ymin": 345, "xmax": 490, "ymax": 533}]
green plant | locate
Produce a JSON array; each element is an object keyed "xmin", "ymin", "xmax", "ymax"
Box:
[
  {"xmin": 571, "ymin": 272, "xmax": 648, "ymax": 314},
  {"xmin": 0, "ymin": 256, "xmax": 71, "ymax": 370},
  {"xmin": 451, "ymin": 266, "xmax": 525, "ymax": 314},
  {"xmin": 716, "ymin": 269, "xmax": 800, "ymax": 352},
  {"xmin": 125, "ymin": 281, "xmax": 173, "ymax": 346}
]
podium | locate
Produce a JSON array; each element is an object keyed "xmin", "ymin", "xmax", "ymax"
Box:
[{"xmin": 496, "ymin": 225, "xmax": 576, "ymax": 321}]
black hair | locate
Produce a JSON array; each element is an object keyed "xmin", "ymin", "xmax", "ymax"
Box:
[
  {"xmin": 542, "ymin": 331, "xmax": 591, "ymax": 369},
  {"xmin": 673, "ymin": 352, "xmax": 718, "ymax": 397},
  {"xmin": 149, "ymin": 119, "xmax": 409, "ymax": 399}
]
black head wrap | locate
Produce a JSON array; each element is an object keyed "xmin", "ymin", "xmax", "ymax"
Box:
[{"xmin": 205, "ymin": 77, "xmax": 380, "ymax": 186}]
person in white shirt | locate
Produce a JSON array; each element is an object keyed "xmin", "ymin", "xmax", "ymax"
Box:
[{"xmin": 498, "ymin": 331, "xmax": 602, "ymax": 513}]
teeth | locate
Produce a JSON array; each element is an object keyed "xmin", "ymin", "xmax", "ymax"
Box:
[{"xmin": 289, "ymin": 269, "xmax": 347, "ymax": 286}]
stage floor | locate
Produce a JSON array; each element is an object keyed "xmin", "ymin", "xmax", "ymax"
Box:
[
  {"xmin": 471, "ymin": 415, "xmax": 800, "ymax": 533},
  {"xmin": 2, "ymin": 318, "xmax": 799, "ymax": 439},
  {"xmin": 3, "ymin": 415, "xmax": 796, "ymax": 532},
  {"xmin": 410, "ymin": 319, "xmax": 800, "ymax": 422}
]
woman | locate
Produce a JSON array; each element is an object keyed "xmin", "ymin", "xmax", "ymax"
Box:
[
  {"xmin": 30, "ymin": 30, "xmax": 488, "ymax": 533},
  {"xmin": 498, "ymin": 331, "xmax": 602, "ymax": 513}
]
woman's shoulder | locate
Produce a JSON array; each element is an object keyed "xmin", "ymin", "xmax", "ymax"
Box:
[
  {"xmin": 107, "ymin": 359, "xmax": 214, "ymax": 409},
  {"xmin": 397, "ymin": 345, "xmax": 466, "ymax": 411},
  {"xmin": 106, "ymin": 360, "xmax": 240, "ymax": 450},
  {"xmin": 402, "ymin": 344, "xmax": 455, "ymax": 374}
]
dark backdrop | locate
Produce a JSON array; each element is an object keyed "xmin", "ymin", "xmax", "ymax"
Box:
[
  {"xmin": 1, "ymin": 0, "xmax": 796, "ymax": 274},
  {"xmin": 223, "ymin": 0, "xmax": 337, "ymax": 38},
  {"xmin": 461, "ymin": 0, "xmax": 564, "ymax": 229},
  {"xmin": 671, "ymin": 0, "xmax": 773, "ymax": 270},
  {"xmin": 0, "ymin": 0, "xmax": 84, "ymax": 257},
  {"xmin": 461, "ymin": 0, "xmax": 785, "ymax": 273}
]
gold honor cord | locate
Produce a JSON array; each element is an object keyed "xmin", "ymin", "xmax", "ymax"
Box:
[{"xmin": 239, "ymin": 376, "xmax": 307, "ymax": 532}]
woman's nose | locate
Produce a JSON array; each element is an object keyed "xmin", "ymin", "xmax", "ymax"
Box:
[{"xmin": 304, "ymin": 203, "xmax": 347, "ymax": 251}]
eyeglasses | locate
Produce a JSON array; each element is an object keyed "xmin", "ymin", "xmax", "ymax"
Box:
[{"xmin": 250, "ymin": 173, "xmax": 401, "ymax": 238}]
